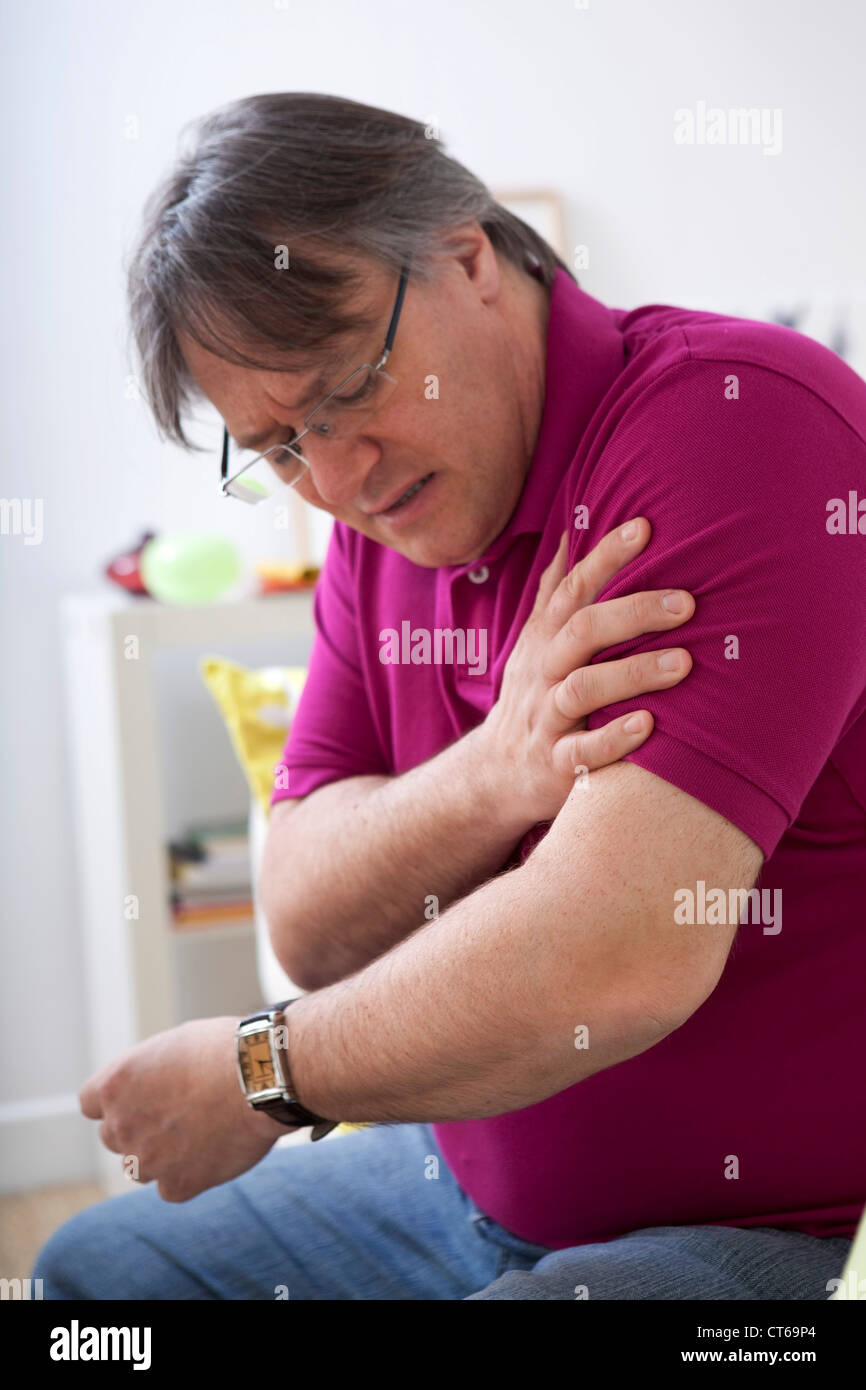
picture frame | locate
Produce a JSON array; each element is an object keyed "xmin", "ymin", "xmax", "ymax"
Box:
[{"xmin": 494, "ymin": 189, "xmax": 568, "ymax": 259}]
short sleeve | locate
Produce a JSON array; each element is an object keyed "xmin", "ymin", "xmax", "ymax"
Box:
[
  {"xmin": 578, "ymin": 358, "xmax": 866, "ymax": 859},
  {"xmin": 270, "ymin": 522, "xmax": 390, "ymax": 806}
]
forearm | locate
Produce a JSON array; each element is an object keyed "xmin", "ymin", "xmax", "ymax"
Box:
[
  {"xmin": 260, "ymin": 721, "xmax": 535, "ymax": 990},
  {"xmin": 283, "ymin": 844, "xmax": 672, "ymax": 1124}
]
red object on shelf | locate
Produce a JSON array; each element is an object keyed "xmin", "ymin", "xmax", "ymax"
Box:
[{"xmin": 104, "ymin": 530, "xmax": 157, "ymax": 595}]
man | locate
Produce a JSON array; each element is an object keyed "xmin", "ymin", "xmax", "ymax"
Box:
[{"xmin": 36, "ymin": 93, "xmax": 865, "ymax": 1300}]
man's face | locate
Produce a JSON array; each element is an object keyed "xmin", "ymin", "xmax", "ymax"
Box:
[{"xmin": 178, "ymin": 238, "xmax": 549, "ymax": 568}]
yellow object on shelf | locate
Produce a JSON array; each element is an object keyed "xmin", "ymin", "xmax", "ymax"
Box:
[{"xmin": 200, "ymin": 657, "xmax": 307, "ymax": 817}]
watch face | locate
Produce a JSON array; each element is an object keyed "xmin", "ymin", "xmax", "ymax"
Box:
[{"xmin": 238, "ymin": 1028, "xmax": 278, "ymax": 1095}]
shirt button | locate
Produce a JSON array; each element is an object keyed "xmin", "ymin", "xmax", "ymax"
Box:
[{"xmin": 467, "ymin": 566, "xmax": 489, "ymax": 584}]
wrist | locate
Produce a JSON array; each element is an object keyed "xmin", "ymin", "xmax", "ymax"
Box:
[
  {"xmin": 243, "ymin": 1097, "xmax": 295, "ymax": 1140},
  {"xmin": 463, "ymin": 719, "xmax": 533, "ymax": 841}
]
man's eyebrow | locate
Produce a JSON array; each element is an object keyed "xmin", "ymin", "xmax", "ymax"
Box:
[{"xmin": 234, "ymin": 367, "xmax": 338, "ymax": 451}]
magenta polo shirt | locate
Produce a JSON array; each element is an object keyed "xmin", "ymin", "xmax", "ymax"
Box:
[{"xmin": 272, "ymin": 267, "xmax": 866, "ymax": 1251}]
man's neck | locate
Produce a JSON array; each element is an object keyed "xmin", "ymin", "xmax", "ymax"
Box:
[{"xmin": 501, "ymin": 258, "xmax": 553, "ymax": 475}]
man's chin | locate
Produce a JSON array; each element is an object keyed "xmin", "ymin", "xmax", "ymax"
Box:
[
  {"xmin": 356, "ymin": 498, "xmax": 493, "ymax": 567},
  {"xmin": 392, "ymin": 532, "xmax": 489, "ymax": 569}
]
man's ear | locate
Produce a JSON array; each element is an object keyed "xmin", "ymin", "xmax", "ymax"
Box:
[{"xmin": 432, "ymin": 221, "xmax": 501, "ymax": 300}]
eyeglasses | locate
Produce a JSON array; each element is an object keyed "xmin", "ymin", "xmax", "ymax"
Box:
[{"xmin": 219, "ymin": 262, "xmax": 411, "ymax": 504}]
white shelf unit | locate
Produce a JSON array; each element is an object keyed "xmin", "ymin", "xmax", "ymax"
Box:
[{"xmin": 61, "ymin": 588, "xmax": 315, "ymax": 1185}]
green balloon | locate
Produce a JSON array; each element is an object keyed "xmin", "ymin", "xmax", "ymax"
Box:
[{"xmin": 140, "ymin": 533, "xmax": 241, "ymax": 605}]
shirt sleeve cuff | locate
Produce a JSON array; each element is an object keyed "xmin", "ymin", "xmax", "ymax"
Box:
[
  {"xmin": 620, "ymin": 730, "xmax": 790, "ymax": 860},
  {"xmin": 270, "ymin": 763, "xmax": 363, "ymax": 808}
]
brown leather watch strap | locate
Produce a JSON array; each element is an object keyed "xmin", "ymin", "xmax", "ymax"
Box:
[{"xmin": 255, "ymin": 1095, "xmax": 339, "ymax": 1141}]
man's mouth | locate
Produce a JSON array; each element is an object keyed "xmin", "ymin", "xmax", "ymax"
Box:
[{"xmin": 376, "ymin": 473, "xmax": 435, "ymax": 515}]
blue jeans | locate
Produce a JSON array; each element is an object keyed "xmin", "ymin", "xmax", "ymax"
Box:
[{"xmin": 34, "ymin": 1123, "xmax": 851, "ymax": 1300}]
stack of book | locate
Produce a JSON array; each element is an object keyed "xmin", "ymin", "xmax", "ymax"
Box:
[{"xmin": 168, "ymin": 820, "xmax": 254, "ymax": 929}]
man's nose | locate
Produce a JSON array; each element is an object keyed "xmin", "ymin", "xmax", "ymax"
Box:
[{"xmin": 302, "ymin": 431, "xmax": 380, "ymax": 509}]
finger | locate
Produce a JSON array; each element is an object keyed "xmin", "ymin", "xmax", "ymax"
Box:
[
  {"xmin": 551, "ymin": 647, "xmax": 693, "ymax": 731},
  {"xmin": 78, "ymin": 1079, "xmax": 103, "ymax": 1120},
  {"xmin": 98, "ymin": 1120, "xmax": 122, "ymax": 1154},
  {"xmin": 545, "ymin": 587, "xmax": 695, "ymax": 683},
  {"xmin": 557, "ymin": 710, "xmax": 654, "ymax": 777},
  {"xmin": 532, "ymin": 529, "xmax": 569, "ymax": 616},
  {"xmin": 545, "ymin": 517, "xmax": 651, "ymax": 632}
]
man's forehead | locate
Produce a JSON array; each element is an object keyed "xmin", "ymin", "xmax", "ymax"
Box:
[
  {"xmin": 179, "ymin": 328, "xmax": 345, "ymax": 393},
  {"xmin": 177, "ymin": 330, "xmax": 352, "ymax": 441},
  {"xmin": 176, "ymin": 260, "xmax": 389, "ymax": 383}
]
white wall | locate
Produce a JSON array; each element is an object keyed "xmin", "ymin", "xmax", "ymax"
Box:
[{"xmin": 1, "ymin": 0, "xmax": 864, "ymax": 1187}]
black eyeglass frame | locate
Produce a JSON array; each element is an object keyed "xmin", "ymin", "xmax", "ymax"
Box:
[{"xmin": 219, "ymin": 260, "xmax": 411, "ymax": 497}]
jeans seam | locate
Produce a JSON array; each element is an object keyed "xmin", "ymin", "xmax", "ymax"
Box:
[{"xmin": 472, "ymin": 1213, "xmax": 548, "ymax": 1269}]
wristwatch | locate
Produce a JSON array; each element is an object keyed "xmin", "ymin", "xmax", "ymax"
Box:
[{"xmin": 236, "ymin": 999, "xmax": 339, "ymax": 1141}]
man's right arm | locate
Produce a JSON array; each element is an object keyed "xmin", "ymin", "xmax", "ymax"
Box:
[{"xmin": 260, "ymin": 518, "xmax": 696, "ymax": 990}]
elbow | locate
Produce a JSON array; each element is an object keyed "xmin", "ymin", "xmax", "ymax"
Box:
[
  {"xmin": 258, "ymin": 867, "xmax": 336, "ymax": 994},
  {"xmin": 258, "ymin": 803, "xmax": 314, "ymax": 989},
  {"xmin": 285, "ymin": 959, "xmax": 339, "ymax": 994},
  {"xmin": 258, "ymin": 874, "xmax": 307, "ymax": 989}
]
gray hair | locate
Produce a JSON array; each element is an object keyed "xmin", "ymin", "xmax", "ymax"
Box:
[{"xmin": 127, "ymin": 92, "xmax": 574, "ymax": 448}]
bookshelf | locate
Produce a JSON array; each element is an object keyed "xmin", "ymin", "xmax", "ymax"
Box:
[{"xmin": 61, "ymin": 588, "xmax": 315, "ymax": 1186}]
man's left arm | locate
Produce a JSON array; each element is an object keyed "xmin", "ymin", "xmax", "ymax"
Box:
[{"xmin": 287, "ymin": 758, "xmax": 762, "ymax": 1123}]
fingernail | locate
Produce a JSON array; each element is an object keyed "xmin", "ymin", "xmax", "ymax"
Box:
[
  {"xmin": 620, "ymin": 521, "xmax": 639, "ymax": 541},
  {"xmin": 661, "ymin": 590, "xmax": 686, "ymax": 613},
  {"xmin": 658, "ymin": 651, "xmax": 682, "ymax": 671},
  {"xmin": 623, "ymin": 714, "xmax": 645, "ymax": 733}
]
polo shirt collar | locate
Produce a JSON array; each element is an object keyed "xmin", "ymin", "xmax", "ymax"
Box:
[{"xmin": 453, "ymin": 269, "xmax": 625, "ymax": 570}]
